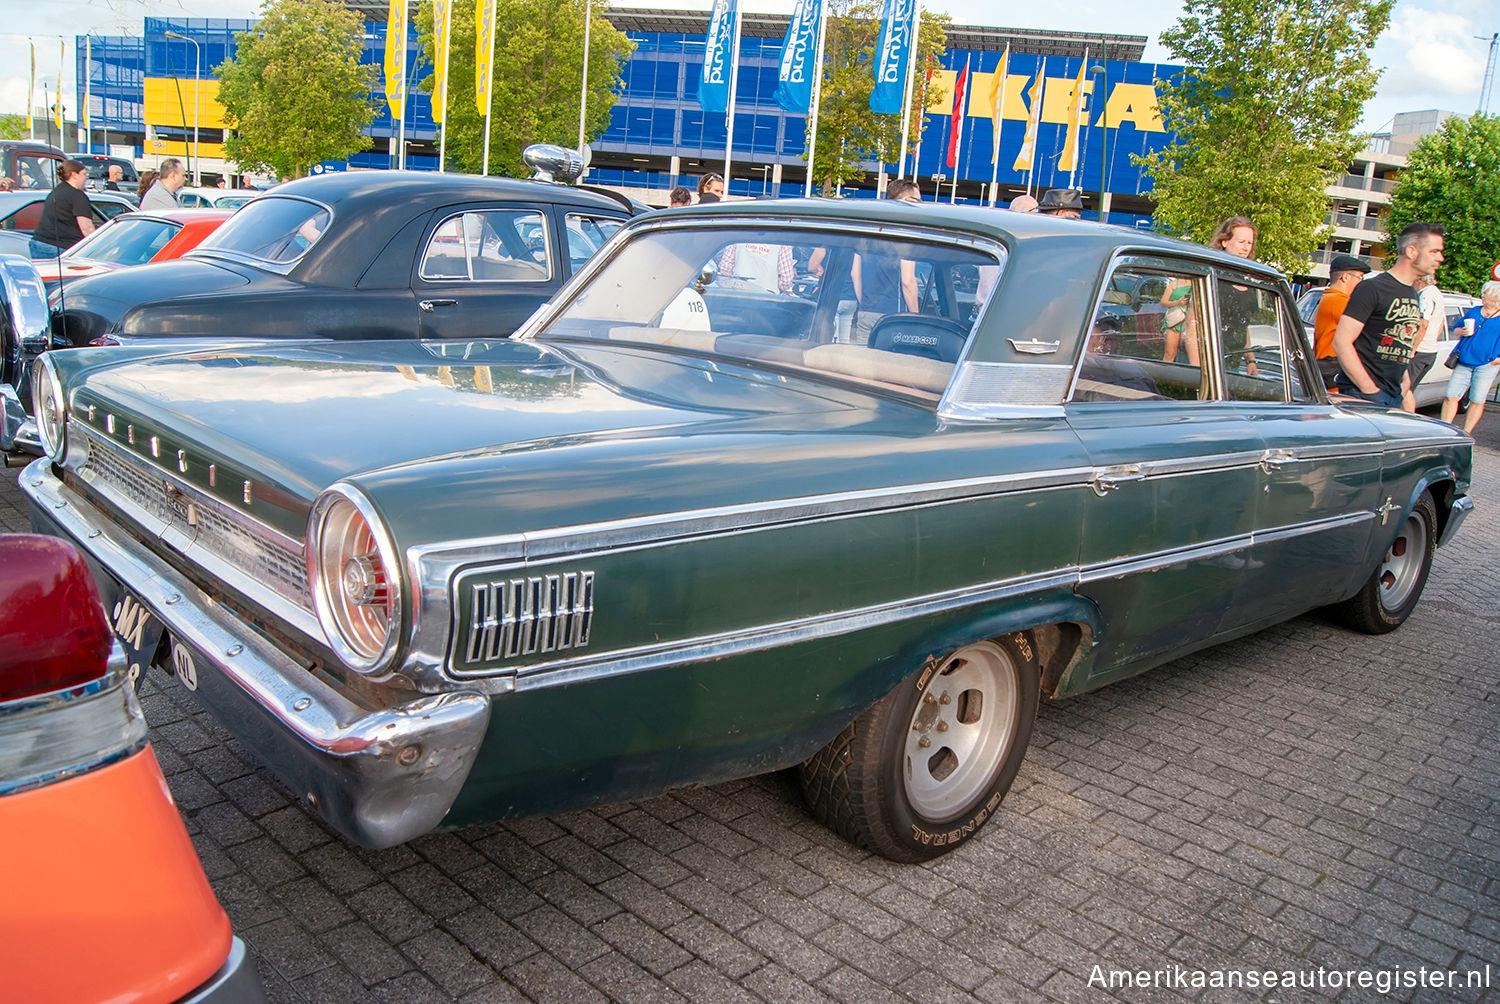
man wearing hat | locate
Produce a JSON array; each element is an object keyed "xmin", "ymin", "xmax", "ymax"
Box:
[
  {"xmin": 1037, "ymin": 188, "xmax": 1084, "ymax": 218},
  {"xmin": 1312, "ymin": 254, "xmax": 1371, "ymax": 388}
]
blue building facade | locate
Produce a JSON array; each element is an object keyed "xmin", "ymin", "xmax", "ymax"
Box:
[{"xmin": 77, "ymin": 9, "xmax": 1181, "ymax": 220}]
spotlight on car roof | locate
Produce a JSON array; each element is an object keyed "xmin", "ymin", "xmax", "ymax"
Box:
[{"xmin": 523, "ymin": 143, "xmax": 585, "ymax": 184}]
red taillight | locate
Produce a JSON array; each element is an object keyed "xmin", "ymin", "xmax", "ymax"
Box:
[{"xmin": 0, "ymin": 535, "xmax": 113, "ymax": 702}]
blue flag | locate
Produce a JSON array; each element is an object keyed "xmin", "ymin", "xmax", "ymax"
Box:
[
  {"xmin": 699, "ymin": 0, "xmax": 738, "ymax": 114},
  {"xmin": 774, "ymin": 0, "xmax": 822, "ymax": 115},
  {"xmin": 870, "ymin": 0, "xmax": 917, "ymax": 114}
]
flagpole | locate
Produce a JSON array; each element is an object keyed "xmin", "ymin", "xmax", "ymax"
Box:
[
  {"xmin": 577, "ymin": 0, "xmax": 592, "ymax": 156},
  {"xmin": 895, "ymin": 0, "xmax": 921, "ymax": 180},
  {"xmin": 1066, "ymin": 49, "xmax": 1089, "ymax": 190},
  {"xmin": 803, "ymin": 1, "xmax": 827, "ymax": 197},
  {"xmin": 437, "ymin": 2, "xmax": 450, "ymax": 173},
  {"xmin": 950, "ymin": 56, "xmax": 969, "ymax": 204},
  {"xmin": 723, "ymin": 3, "xmax": 743, "ymax": 194},
  {"xmin": 83, "ymin": 37, "xmax": 92, "ymax": 154},
  {"xmin": 481, "ymin": 1, "xmax": 495, "ymax": 174},
  {"xmin": 987, "ymin": 45, "xmax": 1008, "ymax": 206}
]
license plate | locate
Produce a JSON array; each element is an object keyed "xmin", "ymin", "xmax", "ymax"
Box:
[{"xmin": 109, "ymin": 591, "xmax": 167, "ymax": 690}]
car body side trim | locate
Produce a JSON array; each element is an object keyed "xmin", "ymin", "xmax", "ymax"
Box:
[{"xmin": 450, "ymin": 508, "xmax": 1381, "ymax": 692}]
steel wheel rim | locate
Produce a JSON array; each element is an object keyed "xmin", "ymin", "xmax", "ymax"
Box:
[
  {"xmin": 903, "ymin": 641, "xmax": 1020, "ymax": 822},
  {"xmin": 1378, "ymin": 508, "xmax": 1429, "ymax": 612}
]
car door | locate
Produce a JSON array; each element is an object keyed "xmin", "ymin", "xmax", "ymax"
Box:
[
  {"xmin": 1214, "ymin": 275, "xmax": 1385, "ymax": 631},
  {"xmin": 1066, "ymin": 257, "xmax": 1267, "ymax": 683},
  {"xmin": 414, "ymin": 204, "xmax": 559, "ymax": 340}
]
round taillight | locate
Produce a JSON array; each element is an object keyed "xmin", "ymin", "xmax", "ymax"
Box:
[
  {"xmin": 0, "ymin": 535, "xmax": 113, "ymax": 702},
  {"xmin": 31, "ymin": 354, "xmax": 65, "ymax": 461},
  {"xmin": 308, "ymin": 485, "xmax": 402, "ymax": 674}
]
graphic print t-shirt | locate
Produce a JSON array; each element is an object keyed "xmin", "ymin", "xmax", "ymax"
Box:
[{"xmin": 1341, "ymin": 272, "xmax": 1422, "ymax": 398}]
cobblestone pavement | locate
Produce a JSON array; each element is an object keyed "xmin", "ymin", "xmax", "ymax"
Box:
[{"xmin": 4, "ymin": 423, "xmax": 1498, "ymax": 1004}]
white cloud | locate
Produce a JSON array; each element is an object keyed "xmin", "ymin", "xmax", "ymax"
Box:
[{"xmin": 1377, "ymin": 7, "xmax": 1487, "ymax": 98}]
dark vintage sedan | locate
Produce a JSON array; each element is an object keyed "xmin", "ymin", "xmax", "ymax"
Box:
[
  {"xmin": 45, "ymin": 155, "xmax": 640, "ymax": 348},
  {"xmin": 22, "ymin": 202, "xmax": 1473, "ymax": 862}
]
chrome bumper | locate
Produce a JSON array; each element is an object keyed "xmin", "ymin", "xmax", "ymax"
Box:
[
  {"xmin": 22, "ymin": 458, "xmax": 491, "ymax": 849},
  {"xmin": 1, "ymin": 383, "xmax": 23, "ymax": 453},
  {"xmin": 1439, "ymin": 493, "xmax": 1473, "ymax": 549}
]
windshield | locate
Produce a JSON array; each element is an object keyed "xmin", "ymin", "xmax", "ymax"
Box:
[
  {"xmin": 65, "ymin": 216, "xmax": 180, "ymax": 265},
  {"xmin": 194, "ymin": 195, "xmax": 330, "ymax": 264},
  {"xmin": 541, "ymin": 224, "xmax": 1001, "ymax": 399}
]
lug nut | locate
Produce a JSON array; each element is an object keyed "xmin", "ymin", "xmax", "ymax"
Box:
[{"xmin": 917, "ymin": 737, "xmax": 931, "ymax": 748}]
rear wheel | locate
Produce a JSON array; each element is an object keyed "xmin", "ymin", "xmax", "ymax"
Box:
[
  {"xmin": 1332, "ymin": 493, "xmax": 1436, "ymax": 634},
  {"xmin": 800, "ymin": 634, "xmax": 1039, "ymax": 862}
]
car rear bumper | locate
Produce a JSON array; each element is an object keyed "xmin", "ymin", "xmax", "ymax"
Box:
[{"xmin": 22, "ymin": 457, "xmax": 492, "ymax": 849}]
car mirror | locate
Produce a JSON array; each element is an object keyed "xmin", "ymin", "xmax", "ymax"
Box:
[{"xmin": 695, "ymin": 260, "xmax": 717, "ymax": 293}]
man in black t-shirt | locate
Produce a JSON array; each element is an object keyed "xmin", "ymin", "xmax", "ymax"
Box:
[
  {"xmin": 29, "ymin": 160, "xmax": 95, "ymax": 260},
  {"xmin": 1333, "ymin": 222, "xmax": 1444, "ymax": 408}
]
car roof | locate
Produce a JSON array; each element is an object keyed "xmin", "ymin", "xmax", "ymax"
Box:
[
  {"xmin": 264, "ymin": 170, "xmax": 639, "ymax": 216},
  {"xmin": 658, "ymin": 199, "xmax": 1288, "ymax": 283}
]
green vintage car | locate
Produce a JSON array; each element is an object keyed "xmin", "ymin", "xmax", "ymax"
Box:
[{"xmin": 20, "ymin": 201, "xmax": 1473, "ymax": 862}]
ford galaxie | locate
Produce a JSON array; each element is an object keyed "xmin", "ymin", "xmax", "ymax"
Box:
[{"xmin": 21, "ymin": 202, "xmax": 1473, "ymax": 862}]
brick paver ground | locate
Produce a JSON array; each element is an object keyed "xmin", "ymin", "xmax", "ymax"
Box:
[{"xmin": 5, "ymin": 421, "xmax": 1498, "ymax": 1003}]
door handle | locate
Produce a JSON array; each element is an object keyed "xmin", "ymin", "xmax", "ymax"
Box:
[
  {"xmin": 1090, "ymin": 466, "xmax": 1144, "ymax": 497},
  {"xmin": 419, "ymin": 299, "xmax": 458, "ymax": 312},
  {"xmin": 1259, "ymin": 449, "xmax": 1294, "ymax": 474}
]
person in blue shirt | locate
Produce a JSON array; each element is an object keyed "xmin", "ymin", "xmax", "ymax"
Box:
[{"xmin": 1440, "ymin": 280, "xmax": 1500, "ymax": 434}]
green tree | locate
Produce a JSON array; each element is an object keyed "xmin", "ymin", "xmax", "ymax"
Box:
[
  {"xmin": 806, "ymin": 1, "xmax": 947, "ymax": 194},
  {"xmin": 1136, "ymin": 0, "xmax": 1392, "ymax": 271},
  {"xmin": 0, "ymin": 114, "xmax": 26, "ymax": 141},
  {"xmin": 1384, "ymin": 114, "xmax": 1500, "ymax": 294},
  {"xmin": 215, "ymin": 0, "xmax": 378, "ymax": 179},
  {"xmin": 414, "ymin": 0, "xmax": 633, "ymax": 177}
]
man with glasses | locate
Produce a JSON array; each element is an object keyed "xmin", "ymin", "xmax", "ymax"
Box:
[{"xmin": 851, "ymin": 180, "xmax": 923, "ymax": 345}]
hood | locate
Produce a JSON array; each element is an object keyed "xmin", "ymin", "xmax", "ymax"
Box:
[{"xmin": 66, "ymin": 337, "xmax": 936, "ymax": 536}]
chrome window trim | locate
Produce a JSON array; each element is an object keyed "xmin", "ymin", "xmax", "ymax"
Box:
[
  {"xmin": 442, "ymin": 507, "xmax": 1381, "ymax": 694},
  {"xmin": 1067, "ymin": 252, "xmax": 1217, "ymax": 405},
  {"xmin": 516, "ymin": 216, "xmax": 1010, "ymax": 352},
  {"xmin": 417, "ymin": 208, "xmax": 553, "ymax": 284},
  {"xmin": 69, "ymin": 423, "xmax": 321, "ymax": 643},
  {"xmin": 187, "ymin": 194, "xmax": 334, "ymax": 275},
  {"xmin": 1209, "ymin": 268, "xmax": 1290, "ymax": 403}
]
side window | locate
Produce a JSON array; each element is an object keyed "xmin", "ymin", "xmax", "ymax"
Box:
[
  {"xmin": 564, "ymin": 213, "xmax": 622, "ymax": 272},
  {"xmin": 1074, "ymin": 267, "xmax": 1206, "ymax": 403},
  {"xmin": 16, "ymin": 155, "xmax": 59, "ymax": 189},
  {"xmin": 1217, "ymin": 278, "xmax": 1285, "ymax": 402},
  {"xmin": 419, "ymin": 210, "xmax": 551, "ymax": 283}
]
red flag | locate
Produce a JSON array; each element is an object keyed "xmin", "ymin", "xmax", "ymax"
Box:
[{"xmin": 946, "ymin": 60, "xmax": 969, "ymax": 169}]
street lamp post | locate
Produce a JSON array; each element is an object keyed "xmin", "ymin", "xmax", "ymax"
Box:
[
  {"xmin": 1091, "ymin": 37, "xmax": 1109, "ymax": 223},
  {"xmin": 165, "ymin": 30, "xmax": 201, "ymax": 185}
]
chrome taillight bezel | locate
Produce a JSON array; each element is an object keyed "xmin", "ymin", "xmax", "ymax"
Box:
[
  {"xmin": 307, "ymin": 483, "xmax": 403, "ymax": 675},
  {"xmin": 31, "ymin": 354, "xmax": 65, "ymax": 461}
]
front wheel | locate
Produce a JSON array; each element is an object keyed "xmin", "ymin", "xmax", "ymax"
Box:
[
  {"xmin": 1331, "ymin": 493, "xmax": 1437, "ymax": 634},
  {"xmin": 800, "ymin": 634, "xmax": 1040, "ymax": 862}
]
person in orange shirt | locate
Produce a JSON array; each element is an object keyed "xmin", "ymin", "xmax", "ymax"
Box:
[{"xmin": 1313, "ymin": 255, "xmax": 1371, "ymax": 388}]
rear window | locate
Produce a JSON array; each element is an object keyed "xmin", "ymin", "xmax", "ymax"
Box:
[
  {"xmin": 194, "ymin": 195, "xmax": 330, "ymax": 264},
  {"xmin": 541, "ymin": 225, "xmax": 1001, "ymax": 399},
  {"xmin": 66, "ymin": 217, "xmax": 180, "ymax": 266}
]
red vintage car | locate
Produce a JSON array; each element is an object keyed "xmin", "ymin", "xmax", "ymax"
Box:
[
  {"xmin": 32, "ymin": 207, "xmax": 234, "ymax": 290},
  {"xmin": 0, "ymin": 534, "xmax": 265, "ymax": 1003}
]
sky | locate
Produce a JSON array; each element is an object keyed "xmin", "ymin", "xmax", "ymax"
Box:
[{"xmin": 1, "ymin": 0, "xmax": 1496, "ymax": 137}]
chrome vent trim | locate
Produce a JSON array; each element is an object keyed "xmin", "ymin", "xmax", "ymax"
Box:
[
  {"xmin": 74, "ymin": 424, "xmax": 318, "ymax": 636},
  {"xmin": 464, "ymin": 571, "xmax": 594, "ymax": 664}
]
